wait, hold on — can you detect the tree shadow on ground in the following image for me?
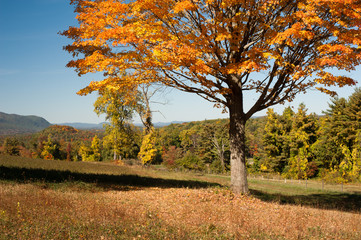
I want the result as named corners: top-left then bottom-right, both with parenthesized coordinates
top-left (0, 166), bottom-right (221, 191)
top-left (2, 166), bottom-right (360, 212)
top-left (250, 189), bottom-right (361, 213)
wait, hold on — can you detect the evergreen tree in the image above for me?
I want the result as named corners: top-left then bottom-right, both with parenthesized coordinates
top-left (277, 107), bottom-right (295, 172)
top-left (345, 88), bottom-right (361, 147)
top-left (286, 104), bottom-right (318, 179)
top-left (262, 108), bottom-right (285, 172)
top-left (313, 88), bottom-right (361, 181)
top-left (313, 96), bottom-right (353, 170)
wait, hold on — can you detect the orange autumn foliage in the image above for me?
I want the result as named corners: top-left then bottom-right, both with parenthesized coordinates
top-left (62, 0), bottom-right (360, 103)
top-left (62, 0), bottom-right (361, 194)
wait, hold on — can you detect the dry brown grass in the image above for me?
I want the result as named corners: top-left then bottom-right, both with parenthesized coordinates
top-left (1, 181), bottom-right (360, 240)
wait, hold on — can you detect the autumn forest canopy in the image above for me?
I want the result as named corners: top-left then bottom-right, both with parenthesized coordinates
top-left (2, 88), bottom-right (361, 184)
top-left (60, 0), bottom-right (361, 193)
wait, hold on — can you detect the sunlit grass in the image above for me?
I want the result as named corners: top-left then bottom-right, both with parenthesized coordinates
top-left (1, 155), bottom-right (361, 239)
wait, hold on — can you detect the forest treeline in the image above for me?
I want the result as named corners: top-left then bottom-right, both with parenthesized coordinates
top-left (2, 89), bottom-right (361, 183)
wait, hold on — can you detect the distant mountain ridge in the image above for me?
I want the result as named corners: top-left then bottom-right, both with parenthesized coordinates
top-left (0, 112), bottom-right (51, 135)
top-left (153, 121), bottom-right (185, 127)
top-left (59, 122), bottom-right (105, 129)
top-left (0, 110), bottom-right (218, 135)
top-left (60, 121), bottom-right (185, 129)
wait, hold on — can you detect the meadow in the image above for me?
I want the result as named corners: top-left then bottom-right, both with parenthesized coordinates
top-left (1, 155), bottom-right (360, 239)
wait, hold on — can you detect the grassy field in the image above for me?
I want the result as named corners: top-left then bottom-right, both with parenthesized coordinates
top-left (1, 155), bottom-right (360, 239)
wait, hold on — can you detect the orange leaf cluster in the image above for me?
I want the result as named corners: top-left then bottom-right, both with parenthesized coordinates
top-left (61, 0), bottom-right (361, 116)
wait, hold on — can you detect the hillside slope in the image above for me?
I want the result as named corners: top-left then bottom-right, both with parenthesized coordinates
top-left (0, 112), bottom-right (51, 135)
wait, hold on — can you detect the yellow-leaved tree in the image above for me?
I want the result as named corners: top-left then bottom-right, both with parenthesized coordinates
top-left (62, 0), bottom-right (361, 194)
top-left (79, 135), bottom-right (102, 162)
top-left (94, 86), bottom-right (138, 161)
top-left (94, 82), bottom-right (159, 161)
top-left (138, 127), bottom-right (157, 165)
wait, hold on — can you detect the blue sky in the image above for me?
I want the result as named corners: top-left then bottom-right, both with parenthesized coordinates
top-left (0, 0), bottom-right (359, 124)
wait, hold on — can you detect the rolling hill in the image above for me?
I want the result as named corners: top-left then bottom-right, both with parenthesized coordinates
top-left (0, 112), bottom-right (51, 135)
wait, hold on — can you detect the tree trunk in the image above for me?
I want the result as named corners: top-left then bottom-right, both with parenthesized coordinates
top-left (113, 148), bottom-right (117, 161)
top-left (229, 97), bottom-right (249, 194)
top-left (219, 139), bottom-right (226, 173)
top-left (212, 135), bottom-right (225, 173)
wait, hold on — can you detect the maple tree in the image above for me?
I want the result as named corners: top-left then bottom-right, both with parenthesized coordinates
top-left (62, 0), bottom-right (361, 194)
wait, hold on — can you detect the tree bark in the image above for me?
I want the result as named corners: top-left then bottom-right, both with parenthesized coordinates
top-left (113, 148), bottom-right (117, 161)
top-left (212, 135), bottom-right (225, 173)
top-left (229, 95), bottom-right (249, 195)
top-left (220, 140), bottom-right (225, 173)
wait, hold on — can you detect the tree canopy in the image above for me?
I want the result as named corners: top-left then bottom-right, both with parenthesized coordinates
top-left (62, 0), bottom-right (361, 194)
